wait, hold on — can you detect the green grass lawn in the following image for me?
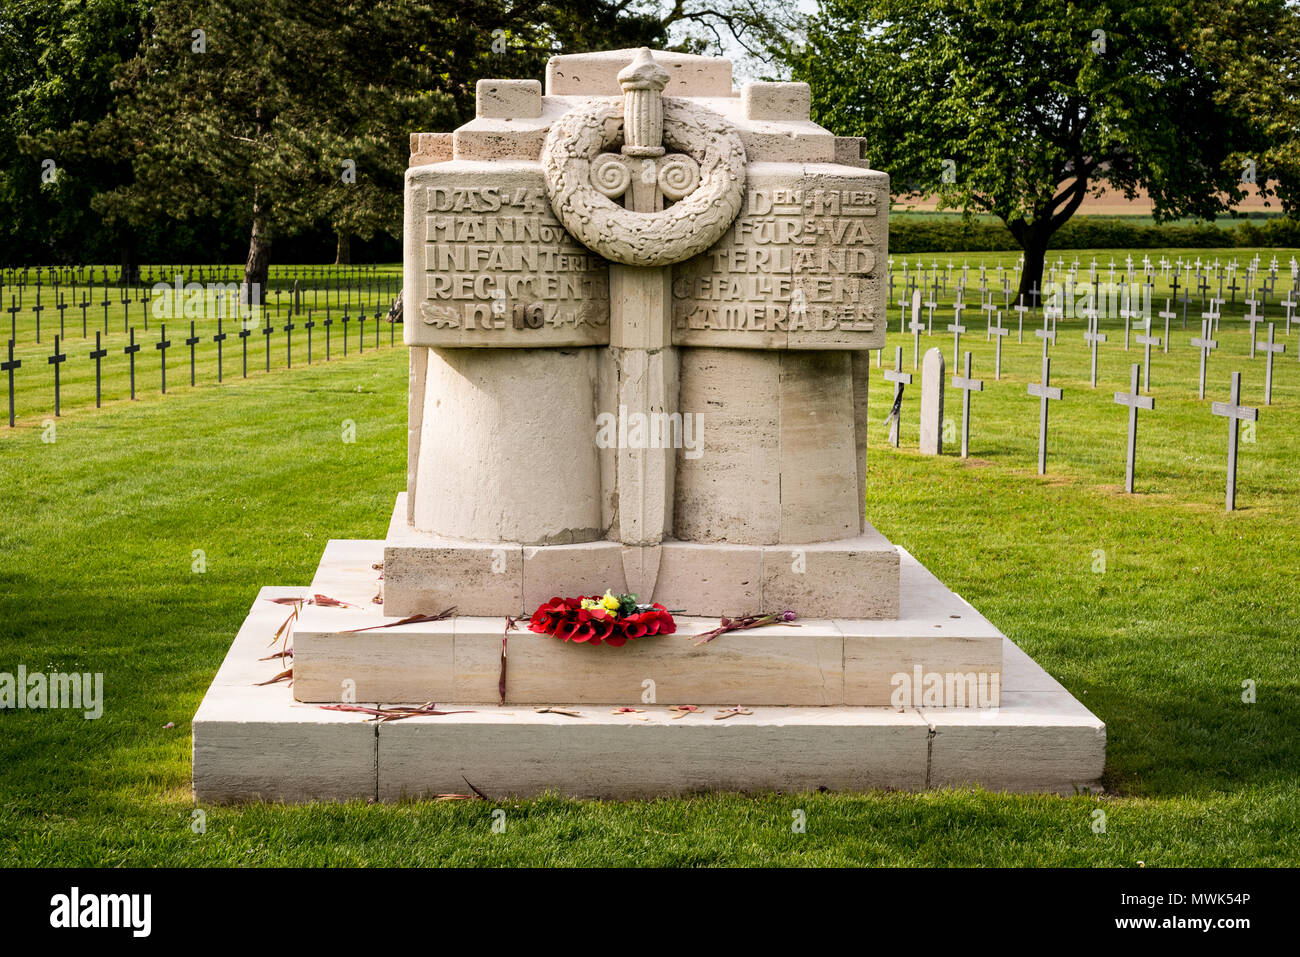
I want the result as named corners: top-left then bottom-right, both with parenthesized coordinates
top-left (1, 252), bottom-right (1297, 866)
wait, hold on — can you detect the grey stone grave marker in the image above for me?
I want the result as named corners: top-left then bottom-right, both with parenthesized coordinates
top-left (1258, 323), bottom-right (1285, 405)
top-left (919, 347), bottom-right (944, 455)
top-left (1027, 354), bottom-right (1063, 475)
top-left (1084, 313), bottom-right (1107, 387)
top-left (947, 311), bottom-right (966, 368)
top-left (1157, 299), bottom-right (1175, 353)
top-left (909, 289), bottom-right (924, 369)
top-left (1192, 318), bottom-right (1218, 400)
top-left (1211, 372), bottom-right (1258, 511)
top-left (992, 311), bottom-right (1009, 380)
top-left (952, 350), bottom-right (983, 459)
top-left (882, 345), bottom-right (912, 448)
top-left (1135, 321), bottom-right (1160, 390)
top-left (1245, 299), bottom-right (1265, 356)
top-left (1114, 363), bottom-right (1154, 494)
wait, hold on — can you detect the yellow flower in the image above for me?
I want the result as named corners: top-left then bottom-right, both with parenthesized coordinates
top-left (601, 591), bottom-right (621, 613)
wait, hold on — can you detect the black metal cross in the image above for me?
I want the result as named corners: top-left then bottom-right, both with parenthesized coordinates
top-left (2, 340), bottom-right (19, 427)
top-left (56, 293), bottom-right (67, 339)
top-left (79, 293), bottom-right (89, 337)
top-left (124, 328), bottom-right (141, 399)
top-left (323, 313), bottom-right (333, 361)
top-left (304, 312), bottom-right (314, 365)
top-left (283, 317), bottom-right (294, 368)
top-left (341, 311), bottom-right (350, 356)
top-left (262, 317), bottom-right (273, 371)
top-left (186, 321), bottom-right (200, 386)
top-left (157, 324), bottom-right (171, 393)
top-left (48, 335), bottom-right (67, 415)
top-left (238, 321), bottom-right (251, 378)
top-left (91, 332), bottom-right (108, 408)
top-left (7, 297), bottom-right (18, 342)
top-left (214, 317), bottom-right (227, 383)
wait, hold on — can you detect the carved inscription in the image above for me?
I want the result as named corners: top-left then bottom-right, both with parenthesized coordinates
top-left (671, 179), bottom-right (886, 349)
top-left (416, 182), bottom-right (610, 346)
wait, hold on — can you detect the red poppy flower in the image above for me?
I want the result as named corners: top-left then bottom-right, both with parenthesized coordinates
top-left (527, 595), bottom-right (676, 646)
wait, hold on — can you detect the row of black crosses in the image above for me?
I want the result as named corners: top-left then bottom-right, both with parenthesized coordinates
top-left (883, 289), bottom-right (1276, 512)
top-left (3, 304), bottom-right (397, 428)
top-left (0, 265), bottom-right (395, 345)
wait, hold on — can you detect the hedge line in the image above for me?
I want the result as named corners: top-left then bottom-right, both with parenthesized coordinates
top-left (888, 217), bottom-right (1300, 254)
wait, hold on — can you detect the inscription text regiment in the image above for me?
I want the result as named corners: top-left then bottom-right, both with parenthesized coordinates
top-left (416, 183), bottom-right (611, 346)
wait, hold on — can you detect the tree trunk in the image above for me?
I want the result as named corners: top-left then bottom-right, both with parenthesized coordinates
top-left (118, 232), bottom-right (140, 286)
top-left (334, 231), bottom-right (351, 265)
top-left (1015, 224), bottom-right (1052, 307)
top-left (243, 198), bottom-right (270, 308)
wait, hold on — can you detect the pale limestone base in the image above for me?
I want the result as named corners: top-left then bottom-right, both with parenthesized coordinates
top-left (294, 539), bottom-right (1000, 707)
top-left (382, 494), bottom-right (900, 619)
top-left (193, 584), bottom-right (1106, 802)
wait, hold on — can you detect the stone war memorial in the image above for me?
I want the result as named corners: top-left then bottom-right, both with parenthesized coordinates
top-left (193, 48), bottom-right (1104, 802)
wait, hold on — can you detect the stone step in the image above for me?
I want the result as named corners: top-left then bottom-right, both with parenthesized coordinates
top-left (381, 495), bottom-right (902, 621)
top-left (192, 587), bottom-right (1105, 802)
top-left (291, 540), bottom-right (1002, 707)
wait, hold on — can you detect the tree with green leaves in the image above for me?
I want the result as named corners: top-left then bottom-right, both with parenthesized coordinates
top-left (779, 0), bottom-right (1283, 299)
top-left (54, 0), bottom-right (777, 291)
top-left (0, 0), bottom-right (148, 265)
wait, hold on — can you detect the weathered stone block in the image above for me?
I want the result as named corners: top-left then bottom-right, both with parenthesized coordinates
top-left (761, 531), bottom-right (900, 619)
top-left (742, 82), bottom-right (812, 121)
top-left (475, 79), bottom-right (543, 119)
top-left (383, 542), bottom-right (524, 617)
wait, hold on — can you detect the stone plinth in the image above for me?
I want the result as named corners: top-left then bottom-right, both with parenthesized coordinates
top-left (193, 577), bottom-right (1104, 803)
top-left (299, 539), bottom-right (989, 706)
top-left (382, 496), bottom-right (900, 619)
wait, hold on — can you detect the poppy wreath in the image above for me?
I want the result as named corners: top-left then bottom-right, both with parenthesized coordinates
top-left (528, 592), bottom-right (677, 647)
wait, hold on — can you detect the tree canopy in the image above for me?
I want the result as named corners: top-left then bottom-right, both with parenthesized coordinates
top-left (12, 0), bottom-right (776, 276)
top-left (778, 0), bottom-right (1292, 297)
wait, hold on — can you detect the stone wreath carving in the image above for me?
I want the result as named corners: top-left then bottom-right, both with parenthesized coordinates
top-left (540, 50), bottom-right (747, 268)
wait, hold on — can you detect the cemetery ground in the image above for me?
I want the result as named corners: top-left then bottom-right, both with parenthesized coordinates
top-left (1, 249), bottom-right (1297, 866)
